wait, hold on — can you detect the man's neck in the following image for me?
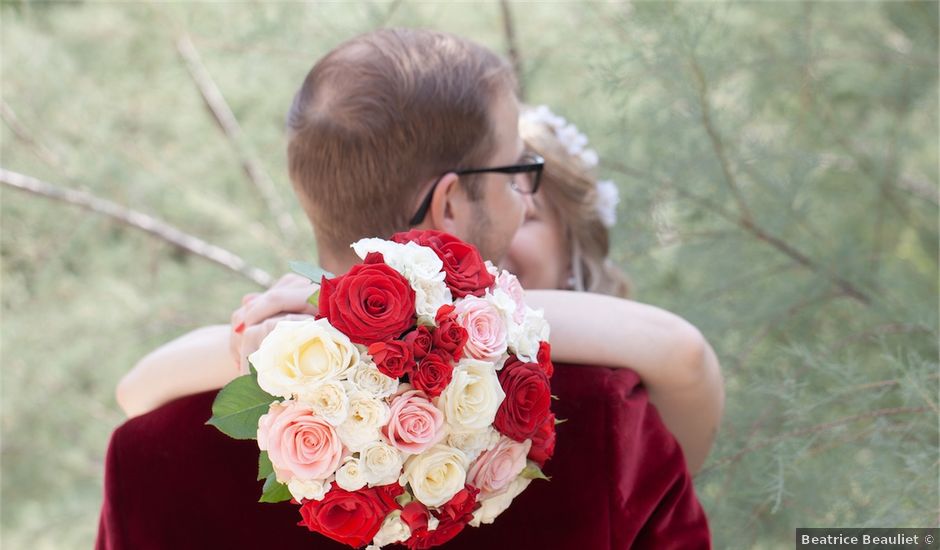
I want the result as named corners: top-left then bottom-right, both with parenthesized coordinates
top-left (317, 248), bottom-right (358, 276)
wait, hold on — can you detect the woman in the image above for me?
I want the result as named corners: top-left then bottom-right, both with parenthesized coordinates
top-left (116, 106), bottom-right (723, 474)
top-left (506, 105), bottom-right (723, 473)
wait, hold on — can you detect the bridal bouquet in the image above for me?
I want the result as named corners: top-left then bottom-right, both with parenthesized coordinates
top-left (209, 230), bottom-right (557, 549)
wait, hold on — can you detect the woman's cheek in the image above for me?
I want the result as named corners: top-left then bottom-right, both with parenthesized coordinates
top-left (507, 221), bottom-right (555, 289)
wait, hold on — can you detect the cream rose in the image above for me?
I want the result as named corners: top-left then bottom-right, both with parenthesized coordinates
top-left (468, 476), bottom-right (532, 527)
top-left (257, 400), bottom-right (343, 483)
top-left (368, 510), bottom-right (411, 549)
top-left (401, 444), bottom-right (469, 507)
top-left (454, 296), bottom-right (508, 362)
top-left (336, 392), bottom-right (390, 450)
top-left (438, 359), bottom-right (505, 432)
top-left (335, 456), bottom-right (368, 491)
top-left (249, 318), bottom-right (359, 399)
top-left (446, 426), bottom-right (500, 463)
top-left (347, 361), bottom-right (398, 399)
top-left (287, 477), bottom-right (333, 502)
top-left (297, 380), bottom-right (348, 426)
top-left (359, 440), bottom-right (405, 486)
top-left (467, 436), bottom-right (531, 498)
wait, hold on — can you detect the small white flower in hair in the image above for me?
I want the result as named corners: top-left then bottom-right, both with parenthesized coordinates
top-left (595, 180), bottom-right (620, 228)
top-left (521, 105), bottom-right (619, 227)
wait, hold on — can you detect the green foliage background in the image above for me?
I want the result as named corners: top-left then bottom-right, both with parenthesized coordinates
top-left (1, 2), bottom-right (937, 548)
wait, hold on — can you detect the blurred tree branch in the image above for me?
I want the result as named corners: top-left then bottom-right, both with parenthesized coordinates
top-left (1, 101), bottom-right (62, 167)
top-left (0, 168), bottom-right (273, 288)
top-left (175, 33), bottom-right (298, 242)
top-left (499, 0), bottom-right (525, 100)
top-left (607, 159), bottom-right (874, 304)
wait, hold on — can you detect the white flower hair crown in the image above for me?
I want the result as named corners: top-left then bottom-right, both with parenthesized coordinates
top-left (520, 105), bottom-right (620, 228)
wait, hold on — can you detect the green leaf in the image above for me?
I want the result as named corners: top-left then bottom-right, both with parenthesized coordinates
top-left (395, 491), bottom-right (413, 507)
top-left (307, 289), bottom-right (320, 307)
top-left (289, 260), bottom-right (333, 283)
top-left (258, 451), bottom-right (274, 481)
top-left (206, 371), bottom-right (277, 440)
top-left (550, 394), bottom-right (560, 401)
top-left (259, 473), bottom-right (292, 503)
top-left (554, 417), bottom-right (568, 425)
top-left (521, 461), bottom-right (551, 481)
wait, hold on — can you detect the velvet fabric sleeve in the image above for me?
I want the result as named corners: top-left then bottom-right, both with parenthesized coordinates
top-left (96, 363), bottom-right (710, 549)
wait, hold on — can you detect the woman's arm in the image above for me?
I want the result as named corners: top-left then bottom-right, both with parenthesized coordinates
top-left (525, 290), bottom-right (724, 474)
top-left (116, 325), bottom-right (236, 418)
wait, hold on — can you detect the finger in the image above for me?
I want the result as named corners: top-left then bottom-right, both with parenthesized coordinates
top-left (242, 286), bottom-right (320, 327)
top-left (273, 272), bottom-right (315, 289)
top-left (241, 293), bottom-right (260, 306)
top-left (230, 329), bottom-right (242, 365)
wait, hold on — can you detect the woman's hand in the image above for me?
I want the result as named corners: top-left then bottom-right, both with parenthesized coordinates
top-left (229, 273), bottom-right (319, 373)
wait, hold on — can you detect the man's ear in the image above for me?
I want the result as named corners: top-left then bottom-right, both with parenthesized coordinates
top-left (423, 172), bottom-right (465, 235)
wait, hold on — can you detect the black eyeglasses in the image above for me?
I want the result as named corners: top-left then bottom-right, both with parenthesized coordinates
top-left (408, 153), bottom-right (545, 226)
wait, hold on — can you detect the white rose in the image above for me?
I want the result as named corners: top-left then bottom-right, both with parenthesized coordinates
top-left (360, 440), bottom-right (404, 486)
top-left (507, 307), bottom-right (550, 363)
top-left (484, 260), bottom-right (499, 278)
top-left (337, 392), bottom-right (390, 450)
top-left (401, 444), bottom-right (469, 507)
top-left (347, 361), bottom-right (398, 399)
top-left (446, 426), bottom-right (500, 463)
top-left (413, 277), bottom-right (452, 326)
top-left (399, 241), bottom-right (446, 282)
top-left (351, 238), bottom-right (410, 271)
top-left (469, 476), bottom-right (532, 527)
top-left (288, 477), bottom-right (333, 502)
top-left (249, 318), bottom-right (359, 399)
top-left (297, 380), bottom-right (348, 426)
top-left (351, 239), bottom-right (445, 284)
top-left (438, 359), bottom-right (505, 432)
top-left (335, 456), bottom-right (368, 491)
top-left (369, 510), bottom-right (411, 549)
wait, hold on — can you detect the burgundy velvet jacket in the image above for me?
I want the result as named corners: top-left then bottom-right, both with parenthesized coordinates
top-left (96, 364), bottom-right (710, 549)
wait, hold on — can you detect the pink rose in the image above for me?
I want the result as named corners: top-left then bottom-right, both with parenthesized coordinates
top-left (467, 436), bottom-right (531, 498)
top-left (383, 389), bottom-right (445, 454)
top-left (453, 296), bottom-right (508, 363)
top-left (257, 401), bottom-right (344, 482)
top-left (495, 271), bottom-right (526, 324)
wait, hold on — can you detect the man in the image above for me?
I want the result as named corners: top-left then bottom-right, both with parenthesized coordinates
top-left (98, 28), bottom-right (710, 549)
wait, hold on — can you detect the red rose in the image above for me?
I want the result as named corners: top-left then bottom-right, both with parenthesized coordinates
top-left (405, 518), bottom-right (468, 549)
top-left (528, 412), bottom-right (557, 467)
top-left (412, 350), bottom-right (454, 398)
top-left (436, 484), bottom-right (479, 523)
top-left (392, 230), bottom-right (495, 298)
top-left (317, 256), bottom-right (416, 345)
top-left (494, 357), bottom-right (552, 441)
top-left (371, 482), bottom-right (405, 511)
top-left (536, 341), bottom-right (554, 377)
top-left (298, 487), bottom-right (393, 547)
top-left (432, 316), bottom-right (468, 361)
top-left (435, 304), bottom-right (455, 322)
top-left (403, 326), bottom-right (433, 361)
top-left (400, 500), bottom-right (430, 532)
top-left (402, 487), bottom-right (478, 549)
top-left (368, 340), bottom-right (415, 379)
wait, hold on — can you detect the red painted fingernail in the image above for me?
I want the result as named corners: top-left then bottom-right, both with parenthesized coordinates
top-left (234, 322), bottom-right (245, 334)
